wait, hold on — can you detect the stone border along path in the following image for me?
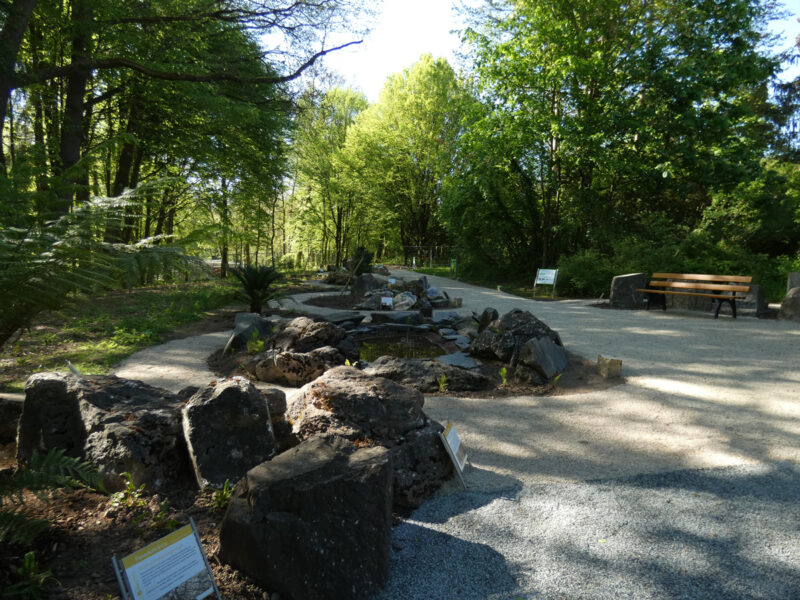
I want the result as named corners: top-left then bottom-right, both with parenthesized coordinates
top-left (109, 268), bottom-right (800, 599)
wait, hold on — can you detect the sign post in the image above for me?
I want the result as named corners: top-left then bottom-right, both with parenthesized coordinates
top-left (534, 268), bottom-right (558, 298)
top-left (439, 420), bottom-right (469, 488)
top-left (112, 519), bottom-right (221, 600)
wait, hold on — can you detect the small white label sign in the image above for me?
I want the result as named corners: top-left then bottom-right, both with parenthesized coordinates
top-left (439, 421), bottom-right (468, 488)
top-left (535, 269), bottom-right (558, 285)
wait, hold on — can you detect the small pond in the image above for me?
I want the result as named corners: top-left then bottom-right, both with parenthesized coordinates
top-left (357, 334), bottom-right (451, 362)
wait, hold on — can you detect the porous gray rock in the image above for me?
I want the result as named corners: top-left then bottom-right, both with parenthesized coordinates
top-left (369, 311), bottom-right (424, 325)
top-left (393, 291), bottom-right (418, 311)
top-left (779, 287), bottom-right (800, 321)
top-left (473, 308), bottom-right (499, 333)
top-left (224, 313), bottom-right (273, 353)
top-left (219, 436), bottom-right (393, 600)
top-left (788, 273), bottom-right (800, 294)
top-left (352, 273), bottom-right (382, 297)
top-left (254, 346), bottom-right (344, 386)
top-left (355, 293), bottom-right (384, 311)
top-left (469, 309), bottom-right (562, 365)
top-left (362, 356), bottom-right (490, 393)
top-left (609, 273), bottom-right (648, 309)
top-left (269, 317), bottom-right (346, 353)
top-left (0, 396), bottom-right (23, 443)
top-left (287, 367), bottom-right (453, 507)
top-left (287, 367), bottom-right (424, 440)
top-left (182, 378), bottom-right (277, 489)
top-left (517, 336), bottom-right (567, 380)
top-left (469, 329), bottom-right (517, 363)
top-left (390, 420), bottom-right (452, 507)
top-left (17, 373), bottom-right (189, 491)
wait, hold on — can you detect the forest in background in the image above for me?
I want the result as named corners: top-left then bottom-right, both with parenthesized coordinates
top-left (2, 0), bottom-right (800, 349)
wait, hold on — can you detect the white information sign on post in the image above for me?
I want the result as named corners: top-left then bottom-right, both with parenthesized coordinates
top-left (112, 520), bottom-right (221, 600)
top-left (534, 268), bottom-right (558, 298)
top-left (439, 420), bottom-right (468, 488)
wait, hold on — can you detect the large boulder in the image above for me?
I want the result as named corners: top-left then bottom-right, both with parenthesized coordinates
top-left (253, 346), bottom-right (345, 386)
top-left (469, 309), bottom-right (561, 364)
top-left (609, 273), bottom-right (648, 309)
top-left (286, 367), bottom-right (452, 507)
top-left (362, 356), bottom-right (490, 393)
top-left (17, 373), bottom-right (189, 491)
top-left (779, 287), bottom-right (800, 321)
top-left (224, 313), bottom-right (273, 353)
top-left (372, 264), bottom-right (391, 276)
top-left (182, 378), bottom-right (277, 489)
top-left (352, 273), bottom-right (382, 297)
top-left (219, 436), bottom-right (392, 600)
top-left (788, 273), bottom-right (800, 294)
top-left (0, 397), bottom-right (23, 443)
top-left (269, 317), bottom-right (346, 353)
top-left (393, 291), bottom-right (417, 311)
top-left (287, 367), bottom-right (424, 440)
top-left (515, 336), bottom-right (568, 384)
top-left (473, 308), bottom-right (499, 333)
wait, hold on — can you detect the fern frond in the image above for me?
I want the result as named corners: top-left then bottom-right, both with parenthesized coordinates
top-left (0, 508), bottom-right (49, 545)
top-left (9, 449), bottom-right (104, 501)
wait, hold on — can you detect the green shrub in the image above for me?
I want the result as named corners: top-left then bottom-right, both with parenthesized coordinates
top-left (231, 265), bottom-right (282, 313)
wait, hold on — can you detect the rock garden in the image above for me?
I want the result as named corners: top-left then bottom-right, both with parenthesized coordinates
top-left (1, 266), bottom-right (582, 600)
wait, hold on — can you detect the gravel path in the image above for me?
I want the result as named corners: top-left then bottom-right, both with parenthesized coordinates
top-left (110, 271), bottom-right (800, 598)
top-left (375, 463), bottom-right (800, 600)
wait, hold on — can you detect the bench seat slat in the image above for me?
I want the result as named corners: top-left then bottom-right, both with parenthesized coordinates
top-left (647, 281), bottom-right (751, 293)
top-left (651, 273), bottom-right (752, 283)
top-left (636, 289), bottom-right (749, 300)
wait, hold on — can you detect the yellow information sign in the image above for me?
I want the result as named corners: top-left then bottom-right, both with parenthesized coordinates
top-left (112, 520), bottom-right (220, 600)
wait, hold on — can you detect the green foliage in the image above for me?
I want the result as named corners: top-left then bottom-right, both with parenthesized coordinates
top-left (246, 330), bottom-right (265, 354)
top-left (109, 472), bottom-right (147, 509)
top-left (499, 366), bottom-right (508, 387)
top-left (437, 373), bottom-right (448, 393)
top-left (349, 246), bottom-right (374, 276)
top-left (0, 191), bottom-right (202, 351)
top-left (3, 551), bottom-right (59, 599)
top-left (211, 479), bottom-right (234, 512)
top-left (231, 265), bottom-right (282, 314)
top-left (0, 449), bottom-right (102, 546)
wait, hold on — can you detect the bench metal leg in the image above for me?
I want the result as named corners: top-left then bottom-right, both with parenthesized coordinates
top-left (713, 298), bottom-right (736, 319)
top-left (646, 292), bottom-right (666, 311)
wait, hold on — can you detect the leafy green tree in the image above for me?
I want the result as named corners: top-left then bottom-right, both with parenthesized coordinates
top-left (342, 54), bottom-right (473, 263)
top-left (455, 0), bottom-right (783, 275)
top-left (293, 87), bottom-right (369, 267)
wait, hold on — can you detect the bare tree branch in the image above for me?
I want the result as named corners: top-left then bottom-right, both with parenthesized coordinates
top-left (13, 40), bottom-right (361, 89)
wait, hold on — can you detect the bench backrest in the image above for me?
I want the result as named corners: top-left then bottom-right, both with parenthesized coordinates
top-left (649, 273), bottom-right (751, 294)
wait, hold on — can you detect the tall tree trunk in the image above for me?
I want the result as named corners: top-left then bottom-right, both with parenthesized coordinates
top-left (55, 0), bottom-right (93, 213)
top-left (219, 178), bottom-right (229, 278)
top-left (0, 0), bottom-right (37, 172)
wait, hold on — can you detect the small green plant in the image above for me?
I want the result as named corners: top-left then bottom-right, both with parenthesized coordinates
top-left (1, 449), bottom-right (103, 546)
top-left (246, 330), bottom-right (265, 354)
top-left (437, 373), bottom-right (448, 392)
top-left (499, 366), bottom-right (508, 387)
top-left (211, 479), bottom-right (234, 512)
top-left (109, 472), bottom-right (147, 509)
top-left (344, 358), bottom-right (352, 366)
top-left (150, 499), bottom-right (180, 530)
top-left (3, 551), bottom-right (59, 599)
top-left (231, 265), bottom-right (282, 313)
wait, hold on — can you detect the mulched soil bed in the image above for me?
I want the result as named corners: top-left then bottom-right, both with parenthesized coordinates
top-left (0, 483), bottom-right (271, 600)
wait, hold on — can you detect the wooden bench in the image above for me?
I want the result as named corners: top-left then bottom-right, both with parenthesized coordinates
top-left (636, 273), bottom-right (752, 319)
